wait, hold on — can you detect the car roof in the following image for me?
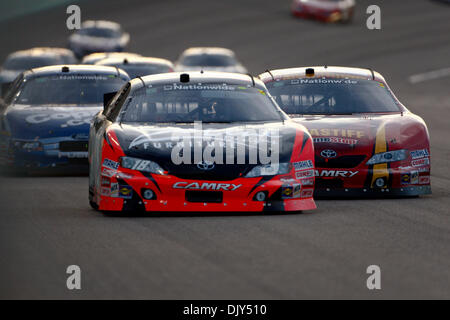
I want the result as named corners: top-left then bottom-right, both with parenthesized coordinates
top-left (129, 71), bottom-right (265, 90)
top-left (81, 52), bottom-right (141, 64)
top-left (95, 56), bottom-right (173, 68)
top-left (258, 66), bottom-right (386, 83)
top-left (6, 48), bottom-right (65, 60)
top-left (22, 64), bottom-right (130, 80)
top-left (29, 47), bottom-right (75, 57)
top-left (180, 47), bottom-right (236, 57)
top-left (81, 20), bottom-right (122, 30)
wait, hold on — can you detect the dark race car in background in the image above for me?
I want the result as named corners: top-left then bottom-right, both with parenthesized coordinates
top-left (0, 47), bottom-right (77, 96)
top-left (88, 72), bottom-right (316, 213)
top-left (68, 20), bottom-right (130, 59)
top-left (95, 56), bottom-right (174, 79)
top-left (259, 66), bottom-right (431, 197)
top-left (291, 0), bottom-right (355, 23)
top-left (0, 65), bottom-right (129, 172)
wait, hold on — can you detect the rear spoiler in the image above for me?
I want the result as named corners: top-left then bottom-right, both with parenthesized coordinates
top-left (103, 91), bottom-right (117, 110)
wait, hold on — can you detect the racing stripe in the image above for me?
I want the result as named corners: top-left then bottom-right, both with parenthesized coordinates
top-left (141, 172), bottom-right (162, 192)
top-left (370, 124), bottom-right (389, 188)
top-left (247, 175), bottom-right (274, 196)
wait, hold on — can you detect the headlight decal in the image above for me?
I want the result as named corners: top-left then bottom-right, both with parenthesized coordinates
top-left (244, 163), bottom-right (291, 178)
top-left (119, 156), bottom-right (165, 175)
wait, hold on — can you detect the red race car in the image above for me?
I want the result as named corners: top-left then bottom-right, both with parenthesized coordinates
top-left (259, 66), bottom-right (431, 197)
top-left (88, 72), bottom-right (316, 213)
top-left (291, 0), bottom-right (355, 23)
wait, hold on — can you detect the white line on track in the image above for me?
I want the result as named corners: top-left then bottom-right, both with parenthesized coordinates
top-left (408, 67), bottom-right (450, 84)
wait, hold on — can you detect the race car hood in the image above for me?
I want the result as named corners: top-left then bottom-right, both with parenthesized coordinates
top-left (4, 104), bottom-right (101, 140)
top-left (174, 65), bottom-right (247, 74)
top-left (110, 122), bottom-right (300, 180)
top-left (291, 113), bottom-right (426, 166)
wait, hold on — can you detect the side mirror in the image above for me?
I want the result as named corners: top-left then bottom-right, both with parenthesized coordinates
top-left (103, 91), bottom-right (117, 110)
top-left (1, 82), bottom-right (12, 99)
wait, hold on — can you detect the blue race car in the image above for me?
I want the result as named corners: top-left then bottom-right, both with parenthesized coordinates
top-left (0, 65), bottom-right (129, 173)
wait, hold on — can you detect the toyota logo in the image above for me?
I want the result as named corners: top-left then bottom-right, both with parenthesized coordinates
top-left (197, 161), bottom-right (215, 170)
top-left (320, 149), bottom-right (337, 159)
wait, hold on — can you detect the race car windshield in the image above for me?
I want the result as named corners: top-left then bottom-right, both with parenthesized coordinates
top-left (3, 56), bottom-right (62, 70)
top-left (266, 78), bottom-right (401, 114)
top-left (119, 64), bottom-right (172, 79)
top-left (120, 83), bottom-right (284, 123)
top-left (180, 54), bottom-right (237, 67)
top-left (15, 74), bottom-right (126, 105)
top-left (79, 27), bottom-right (120, 38)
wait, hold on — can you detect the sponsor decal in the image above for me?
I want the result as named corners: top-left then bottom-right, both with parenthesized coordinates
top-left (412, 158), bottom-right (430, 167)
top-left (58, 151), bottom-right (88, 158)
top-left (280, 178), bottom-right (296, 183)
top-left (110, 183), bottom-right (119, 198)
top-left (309, 128), bottom-right (365, 139)
top-left (25, 110), bottom-right (98, 128)
top-left (399, 166), bottom-right (430, 173)
top-left (315, 170), bottom-right (358, 178)
top-left (293, 160), bottom-right (314, 171)
top-left (419, 176), bottom-right (430, 184)
top-left (101, 177), bottom-right (111, 187)
top-left (197, 161), bottom-right (215, 171)
top-left (301, 189), bottom-right (314, 198)
top-left (401, 171), bottom-right (419, 185)
top-left (281, 186), bottom-right (293, 199)
top-left (102, 158), bottom-right (119, 170)
top-left (295, 169), bottom-right (314, 179)
top-left (128, 123), bottom-right (281, 167)
top-left (164, 83), bottom-right (236, 91)
top-left (410, 149), bottom-right (429, 159)
top-left (173, 182), bottom-right (241, 191)
top-left (101, 167), bottom-right (116, 177)
top-left (313, 137), bottom-right (358, 145)
top-left (116, 172), bottom-right (133, 179)
top-left (281, 183), bottom-right (301, 199)
top-left (300, 178), bottom-right (314, 186)
top-left (411, 171), bottom-right (419, 185)
top-left (100, 187), bottom-right (110, 196)
top-left (401, 173), bottom-right (411, 185)
top-left (118, 185), bottom-right (133, 199)
top-left (320, 149), bottom-right (337, 159)
top-left (293, 79), bottom-right (358, 85)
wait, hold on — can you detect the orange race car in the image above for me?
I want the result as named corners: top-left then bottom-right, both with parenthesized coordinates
top-left (88, 72), bottom-right (316, 213)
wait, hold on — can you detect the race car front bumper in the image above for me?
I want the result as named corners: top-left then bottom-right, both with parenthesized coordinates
top-left (1, 137), bottom-right (89, 173)
top-left (315, 185), bottom-right (432, 198)
top-left (94, 170), bottom-right (316, 213)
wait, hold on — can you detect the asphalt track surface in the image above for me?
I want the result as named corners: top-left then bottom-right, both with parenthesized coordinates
top-left (0, 0), bottom-right (450, 299)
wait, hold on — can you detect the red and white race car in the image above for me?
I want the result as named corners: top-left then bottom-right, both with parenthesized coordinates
top-left (291, 0), bottom-right (355, 23)
top-left (259, 66), bottom-right (431, 197)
